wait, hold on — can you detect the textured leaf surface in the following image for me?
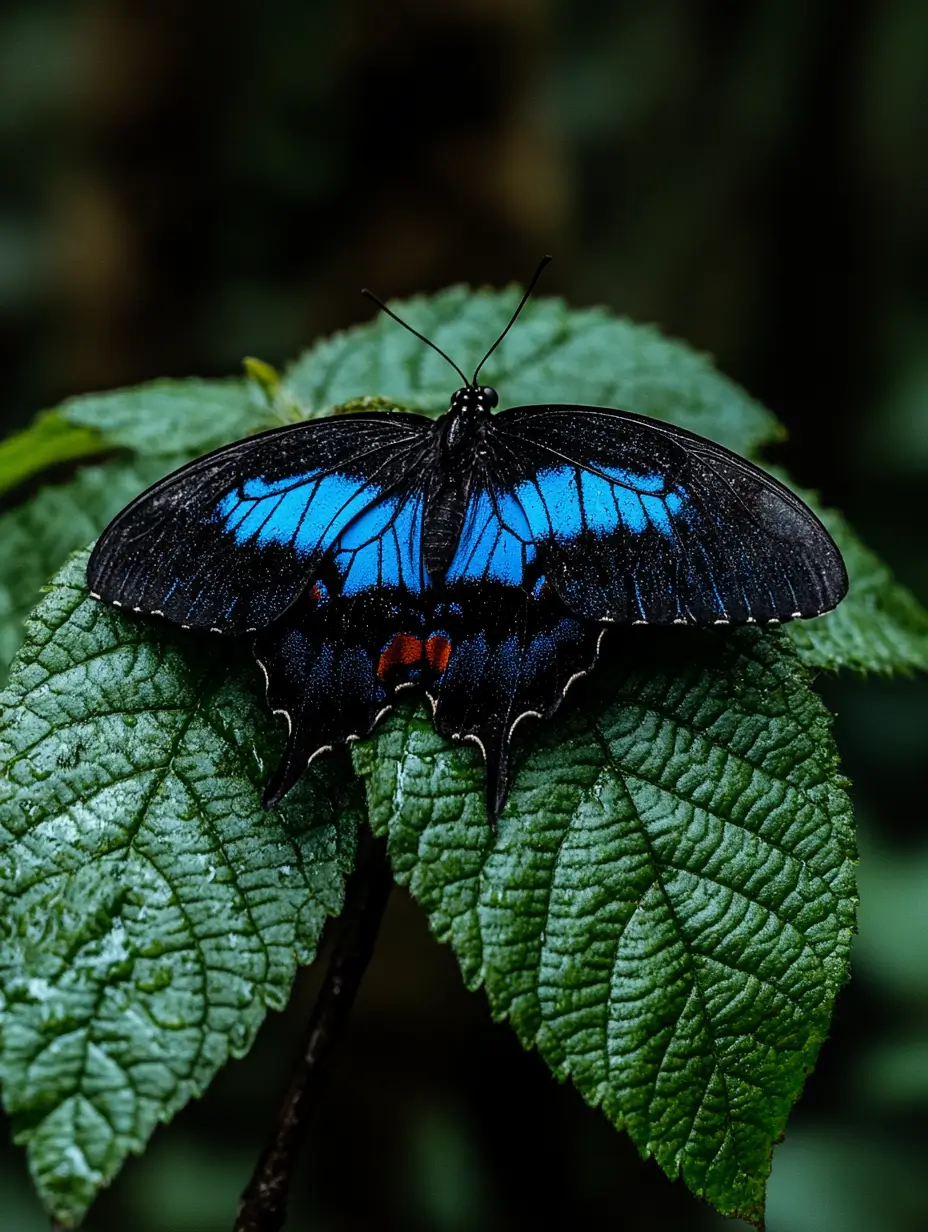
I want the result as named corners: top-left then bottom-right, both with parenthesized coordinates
top-left (58, 378), bottom-right (273, 458)
top-left (787, 506), bottom-right (928, 673)
top-left (354, 629), bottom-right (856, 1225)
top-left (0, 554), bottom-right (361, 1224)
top-left (287, 286), bottom-right (782, 456)
top-left (0, 459), bottom-right (179, 686)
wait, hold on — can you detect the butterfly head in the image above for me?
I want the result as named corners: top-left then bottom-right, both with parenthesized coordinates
top-left (441, 385), bottom-right (497, 460)
top-left (449, 385), bottom-right (498, 414)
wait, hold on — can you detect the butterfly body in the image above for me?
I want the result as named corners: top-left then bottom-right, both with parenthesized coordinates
top-left (423, 385), bottom-right (497, 577)
top-left (89, 340), bottom-right (848, 823)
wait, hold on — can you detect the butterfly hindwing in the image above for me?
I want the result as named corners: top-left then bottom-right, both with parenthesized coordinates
top-left (87, 412), bottom-right (432, 633)
top-left (254, 584), bottom-right (422, 806)
top-left (486, 405), bottom-right (848, 626)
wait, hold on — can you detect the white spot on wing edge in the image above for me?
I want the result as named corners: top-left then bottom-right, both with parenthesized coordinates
top-left (255, 654), bottom-right (292, 737)
top-left (307, 744), bottom-right (333, 764)
top-left (508, 708), bottom-right (542, 741)
top-left (342, 705), bottom-right (396, 745)
top-left (558, 625), bottom-right (610, 707)
top-left (563, 668), bottom-right (590, 694)
top-left (90, 590), bottom-right (102, 600)
top-left (461, 731), bottom-right (487, 761)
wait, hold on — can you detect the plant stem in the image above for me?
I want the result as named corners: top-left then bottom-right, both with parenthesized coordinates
top-left (234, 827), bottom-right (392, 1232)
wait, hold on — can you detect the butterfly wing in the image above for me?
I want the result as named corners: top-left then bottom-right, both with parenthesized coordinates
top-left (255, 476), bottom-right (432, 806)
top-left (427, 574), bottom-right (602, 822)
top-left (87, 412), bottom-right (433, 633)
top-left (485, 405), bottom-right (848, 625)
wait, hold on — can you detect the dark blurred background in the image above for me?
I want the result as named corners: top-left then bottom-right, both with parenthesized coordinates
top-left (1, 1), bottom-right (927, 1229)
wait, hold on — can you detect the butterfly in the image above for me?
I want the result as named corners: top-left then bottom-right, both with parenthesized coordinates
top-left (88, 258), bottom-right (848, 822)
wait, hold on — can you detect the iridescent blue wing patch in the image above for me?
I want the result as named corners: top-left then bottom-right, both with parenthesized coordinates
top-left (443, 480), bottom-right (537, 588)
top-left (331, 485), bottom-right (428, 598)
top-left (486, 405), bottom-right (848, 626)
top-left (87, 413), bottom-right (432, 633)
top-left (431, 400), bottom-right (848, 821)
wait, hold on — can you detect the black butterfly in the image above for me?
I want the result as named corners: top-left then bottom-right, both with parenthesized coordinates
top-left (88, 259), bottom-right (848, 822)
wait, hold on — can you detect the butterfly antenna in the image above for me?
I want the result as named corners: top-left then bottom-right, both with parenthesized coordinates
top-left (471, 254), bottom-right (552, 385)
top-left (361, 288), bottom-right (471, 387)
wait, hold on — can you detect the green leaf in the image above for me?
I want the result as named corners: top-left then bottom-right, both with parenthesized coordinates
top-left (0, 413), bottom-right (107, 500)
top-left (787, 506), bottom-right (928, 673)
top-left (287, 286), bottom-right (782, 457)
top-left (0, 553), bottom-right (362, 1225)
top-left (354, 629), bottom-right (856, 1225)
top-left (58, 378), bottom-right (274, 458)
top-left (0, 459), bottom-right (180, 686)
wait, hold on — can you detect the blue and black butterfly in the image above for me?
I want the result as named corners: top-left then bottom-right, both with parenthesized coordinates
top-left (88, 259), bottom-right (848, 822)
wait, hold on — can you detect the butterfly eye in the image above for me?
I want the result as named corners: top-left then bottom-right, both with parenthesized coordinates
top-left (481, 386), bottom-right (499, 407)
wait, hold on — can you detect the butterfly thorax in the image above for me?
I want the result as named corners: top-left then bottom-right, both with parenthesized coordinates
top-left (423, 385), bottom-right (498, 579)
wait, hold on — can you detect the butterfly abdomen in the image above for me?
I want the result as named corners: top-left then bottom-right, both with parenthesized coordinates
top-left (423, 472), bottom-right (475, 579)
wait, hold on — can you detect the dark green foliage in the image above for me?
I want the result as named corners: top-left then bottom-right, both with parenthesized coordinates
top-left (355, 631), bottom-right (855, 1224)
top-left (0, 556), bottom-right (360, 1224)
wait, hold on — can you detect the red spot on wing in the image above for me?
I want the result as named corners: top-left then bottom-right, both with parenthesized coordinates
top-left (425, 634), bottom-right (452, 675)
top-left (377, 632), bottom-right (424, 680)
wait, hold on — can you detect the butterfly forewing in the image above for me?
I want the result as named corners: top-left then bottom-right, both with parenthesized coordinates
top-left (489, 405), bottom-right (848, 626)
top-left (87, 412), bottom-right (432, 633)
